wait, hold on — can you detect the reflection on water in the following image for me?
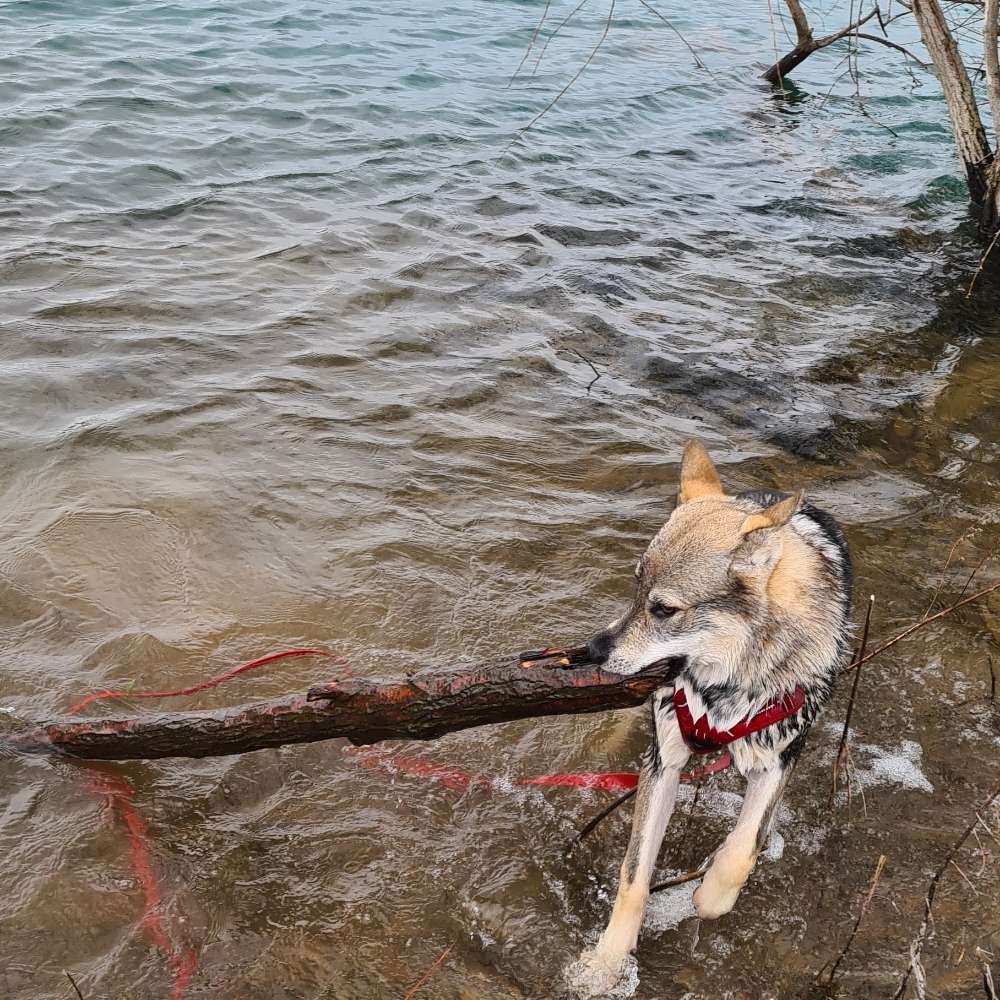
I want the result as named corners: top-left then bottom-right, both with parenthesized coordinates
top-left (0, 0), bottom-right (998, 997)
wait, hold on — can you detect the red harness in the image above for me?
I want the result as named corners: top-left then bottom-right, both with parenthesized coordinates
top-left (673, 685), bottom-right (805, 754)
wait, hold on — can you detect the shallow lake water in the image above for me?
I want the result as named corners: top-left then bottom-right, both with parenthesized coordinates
top-left (1, 1), bottom-right (999, 997)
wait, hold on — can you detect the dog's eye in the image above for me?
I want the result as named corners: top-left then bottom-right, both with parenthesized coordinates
top-left (648, 601), bottom-right (680, 621)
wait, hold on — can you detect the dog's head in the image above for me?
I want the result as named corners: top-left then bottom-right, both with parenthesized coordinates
top-left (589, 440), bottom-right (802, 675)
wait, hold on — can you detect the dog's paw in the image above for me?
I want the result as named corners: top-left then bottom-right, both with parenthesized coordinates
top-left (563, 948), bottom-right (638, 998)
top-left (692, 875), bottom-right (741, 920)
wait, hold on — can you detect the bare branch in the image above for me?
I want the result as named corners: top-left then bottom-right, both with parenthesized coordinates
top-left (4, 649), bottom-right (686, 760)
top-left (814, 5), bottom-right (881, 47)
top-left (855, 31), bottom-right (932, 67)
top-left (762, 6), bottom-right (880, 85)
top-left (785, 0), bottom-right (815, 46)
top-left (403, 945), bottom-right (453, 1000)
top-left (569, 787), bottom-right (636, 850)
top-left (831, 594), bottom-right (875, 805)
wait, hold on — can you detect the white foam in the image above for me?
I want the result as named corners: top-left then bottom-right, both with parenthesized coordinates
top-left (853, 738), bottom-right (934, 794)
top-left (765, 830), bottom-right (785, 861)
top-left (819, 725), bottom-right (935, 795)
top-left (644, 881), bottom-right (698, 932)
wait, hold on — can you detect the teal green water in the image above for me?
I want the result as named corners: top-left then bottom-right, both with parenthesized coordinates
top-left (2, 2), bottom-right (1000, 998)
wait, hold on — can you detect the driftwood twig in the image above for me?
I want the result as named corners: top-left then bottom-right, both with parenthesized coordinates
top-left (650, 865), bottom-right (708, 893)
top-left (831, 594), bottom-right (875, 806)
top-left (403, 944), bottom-right (453, 1000)
top-left (844, 582), bottom-right (1000, 674)
top-left (63, 971), bottom-right (85, 1000)
top-left (816, 853), bottom-right (887, 984)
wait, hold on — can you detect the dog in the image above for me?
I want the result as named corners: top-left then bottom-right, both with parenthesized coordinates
top-left (564, 440), bottom-right (852, 997)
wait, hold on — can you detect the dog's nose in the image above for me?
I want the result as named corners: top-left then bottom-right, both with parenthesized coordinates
top-left (587, 628), bottom-right (614, 665)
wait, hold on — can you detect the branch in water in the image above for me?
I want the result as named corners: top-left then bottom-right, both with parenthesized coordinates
top-left (3, 650), bottom-right (683, 762)
top-left (762, 4), bottom-right (880, 85)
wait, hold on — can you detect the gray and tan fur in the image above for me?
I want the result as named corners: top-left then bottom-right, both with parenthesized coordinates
top-left (565, 440), bottom-right (852, 997)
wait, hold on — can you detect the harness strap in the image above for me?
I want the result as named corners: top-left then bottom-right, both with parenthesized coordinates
top-left (673, 685), bottom-right (805, 754)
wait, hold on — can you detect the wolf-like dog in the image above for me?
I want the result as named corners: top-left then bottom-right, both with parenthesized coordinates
top-left (565, 440), bottom-right (852, 997)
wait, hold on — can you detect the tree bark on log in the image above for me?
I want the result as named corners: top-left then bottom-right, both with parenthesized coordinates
top-left (1, 649), bottom-right (683, 762)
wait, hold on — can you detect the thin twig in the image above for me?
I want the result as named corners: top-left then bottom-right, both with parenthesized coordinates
top-left (816, 853), bottom-right (887, 984)
top-left (977, 812), bottom-right (1000, 848)
top-left (832, 594), bottom-right (875, 806)
top-left (766, 0), bottom-right (786, 88)
top-left (984, 957), bottom-right (999, 1000)
top-left (843, 582), bottom-right (1000, 674)
top-left (949, 857), bottom-right (979, 894)
top-left (815, 7), bottom-right (881, 47)
top-left (677, 780), bottom-right (703, 857)
top-left (64, 972), bottom-right (85, 1000)
top-left (989, 656), bottom-right (997, 703)
top-left (403, 944), bottom-right (453, 1000)
top-left (635, 0), bottom-right (710, 71)
top-left (955, 548), bottom-right (996, 601)
top-left (854, 31), bottom-right (931, 67)
top-left (570, 349), bottom-right (603, 392)
top-left (650, 865), bottom-right (708, 892)
top-left (923, 527), bottom-right (975, 618)
top-left (893, 778), bottom-right (1000, 999)
top-left (967, 225), bottom-right (1000, 297)
top-left (532, 0), bottom-right (593, 75)
top-left (505, 0), bottom-right (616, 155)
top-left (508, 0), bottom-right (554, 86)
top-left (568, 787), bottom-right (636, 851)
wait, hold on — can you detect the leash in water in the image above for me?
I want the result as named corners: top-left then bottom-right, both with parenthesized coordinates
top-left (85, 769), bottom-right (198, 1000)
top-left (67, 647), bottom-right (338, 714)
top-left (68, 647), bottom-right (338, 1000)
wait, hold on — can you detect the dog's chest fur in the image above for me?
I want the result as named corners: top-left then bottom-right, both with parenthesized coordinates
top-left (669, 494), bottom-right (853, 768)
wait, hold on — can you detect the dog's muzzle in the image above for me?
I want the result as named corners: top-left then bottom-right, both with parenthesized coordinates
top-left (586, 627), bottom-right (616, 666)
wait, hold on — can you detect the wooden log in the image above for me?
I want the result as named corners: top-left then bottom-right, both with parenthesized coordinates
top-left (1, 649), bottom-right (682, 762)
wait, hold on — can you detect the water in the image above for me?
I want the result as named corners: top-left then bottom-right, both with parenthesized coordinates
top-left (1, 0), bottom-right (999, 997)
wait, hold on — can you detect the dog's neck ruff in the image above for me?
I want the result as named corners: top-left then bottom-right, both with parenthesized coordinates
top-left (673, 685), bottom-right (805, 754)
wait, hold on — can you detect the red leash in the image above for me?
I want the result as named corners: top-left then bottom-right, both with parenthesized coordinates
top-left (86, 770), bottom-right (198, 1000)
top-left (69, 647), bottom-right (338, 999)
top-left (348, 746), bottom-right (734, 793)
top-left (68, 647), bottom-right (337, 714)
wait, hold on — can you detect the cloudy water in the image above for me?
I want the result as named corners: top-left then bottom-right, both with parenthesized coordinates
top-left (1, 0), bottom-right (999, 997)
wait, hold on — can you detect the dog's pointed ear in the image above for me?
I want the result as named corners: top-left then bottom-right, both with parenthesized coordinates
top-left (739, 492), bottom-right (802, 536)
top-left (678, 440), bottom-right (723, 504)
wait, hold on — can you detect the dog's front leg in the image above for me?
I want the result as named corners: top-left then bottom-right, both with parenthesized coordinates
top-left (566, 697), bottom-right (689, 995)
top-left (693, 758), bottom-right (793, 920)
